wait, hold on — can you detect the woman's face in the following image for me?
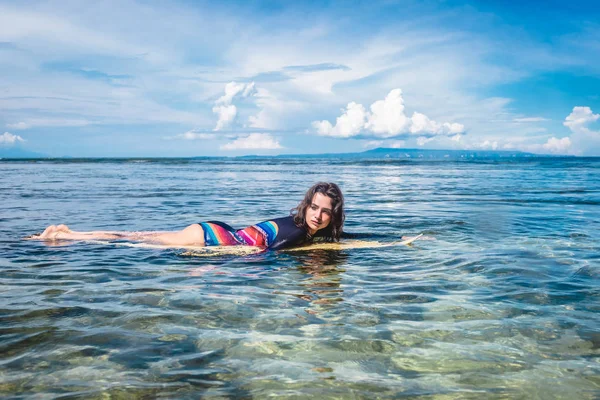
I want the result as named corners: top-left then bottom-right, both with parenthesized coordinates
top-left (305, 192), bottom-right (333, 235)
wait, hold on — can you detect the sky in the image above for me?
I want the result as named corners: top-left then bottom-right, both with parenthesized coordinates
top-left (1, 0), bottom-right (599, 157)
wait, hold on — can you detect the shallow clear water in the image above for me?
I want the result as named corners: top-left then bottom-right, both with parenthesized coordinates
top-left (1, 158), bottom-right (599, 399)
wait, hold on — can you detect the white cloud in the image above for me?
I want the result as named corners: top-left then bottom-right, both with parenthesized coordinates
top-left (313, 102), bottom-right (367, 138)
top-left (514, 117), bottom-right (548, 123)
top-left (213, 81), bottom-right (257, 131)
top-left (410, 112), bottom-right (440, 135)
top-left (0, 6), bottom-right (149, 58)
top-left (215, 82), bottom-right (256, 106)
top-left (394, 105), bottom-right (596, 155)
top-left (444, 122), bottom-right (466, 134)
top-left (542, 137), bottom-right (571, 153)
top-left (416, 136), bottom-right (435, 146)
top-left (9, 119), bottom-right (92, 128)
top-left (169, 130), bottom-right (218, 140)
top-left (362, 139), bottom-right (405, 149)
top-left (366, 89), bottom-right (410, 136)
top-left (0, 132), bottom-right (25, 145)
top-left (6, 122), bottom-right (30, 130)
top-left (564, 106), bottom-right (599, 133)
top-left (220, 133), bottom-right (282, 150)
top-left (247, 87), bottom-right (306, 130)
top-left (212, 104), bottom-right (238, 131)
top-left (562, 106), bottom-right (600, 155)
top-left (313, 89), bottom-right (465, 139)
top-left (503, 136), bottom-right (572, 155)
top-left (247, 88), bottom-right (274, 129)
top-left (479, 140), bottom-right (499, 150)
top-left (388, 140), bottom-right (406, 148)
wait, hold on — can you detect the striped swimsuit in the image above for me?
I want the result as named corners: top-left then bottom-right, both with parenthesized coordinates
top-left (199, 216), bottom-right (308, 250)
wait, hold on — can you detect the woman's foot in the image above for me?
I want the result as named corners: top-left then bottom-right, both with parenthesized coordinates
top-left (35, 224), bottom-right (73, 240)
top-left (33, 225), bottom-right (126, 241)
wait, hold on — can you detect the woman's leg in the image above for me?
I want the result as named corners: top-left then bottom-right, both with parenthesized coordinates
top-left (147, 224), bottom-right (206, 246)
top-left (32, 224), bottom-right (206, 246)
top-left (31, 225), bottom-right (136, 240)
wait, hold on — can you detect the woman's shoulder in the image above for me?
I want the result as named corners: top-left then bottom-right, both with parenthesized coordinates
top-left (255, 216), bottom-right (302, 233)
top-left (267, 215), bottom-right (296, 225)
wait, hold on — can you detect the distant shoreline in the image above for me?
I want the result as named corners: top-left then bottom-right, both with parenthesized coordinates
top-left (0, 147), bottom-right (586, 160)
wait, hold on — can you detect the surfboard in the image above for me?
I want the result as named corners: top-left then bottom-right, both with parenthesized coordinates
top-left (84, 234), bottom-right (424, 257)
top-left (285, 234), bottom-right (423, 252)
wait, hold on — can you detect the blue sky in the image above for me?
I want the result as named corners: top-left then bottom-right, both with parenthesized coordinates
top-left (1, 0), bottom-right (599, 156)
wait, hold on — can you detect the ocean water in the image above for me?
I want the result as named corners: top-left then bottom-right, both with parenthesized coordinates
top-left (1, 157), bottom-right (599, 399)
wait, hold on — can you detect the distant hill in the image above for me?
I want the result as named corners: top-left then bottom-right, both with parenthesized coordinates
top-left (0, 147), bottom-right (48, 158)
top-left (0, 147), bottom-right (47, 159)
top-left (0, 147), bottom-right (573, 160)
top-left (239, 147), bottom-right (558, 160)
top-left (358, 147), bottom-right (540, 159)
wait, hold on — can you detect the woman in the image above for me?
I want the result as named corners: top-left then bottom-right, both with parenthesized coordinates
top-left (32, 182), bottom-right (345, 251)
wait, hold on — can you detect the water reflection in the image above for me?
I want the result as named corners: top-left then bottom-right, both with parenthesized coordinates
top-left (293, 251), bottom-right (348, 313)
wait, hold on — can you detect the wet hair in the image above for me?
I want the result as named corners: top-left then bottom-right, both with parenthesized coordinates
top-left (291, 182), bottom-right (345, 241)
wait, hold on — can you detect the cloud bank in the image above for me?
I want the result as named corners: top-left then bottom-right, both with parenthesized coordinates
top-left (312, 89), bottom-right (465, 139)
top-left (471, 107), bottom-right (600, 155)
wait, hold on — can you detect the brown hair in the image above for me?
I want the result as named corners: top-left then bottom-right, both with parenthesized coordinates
top-left (291, 182), bottom-right (345, 241)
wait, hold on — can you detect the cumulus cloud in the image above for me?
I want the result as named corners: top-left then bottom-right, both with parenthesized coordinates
top-left (542, 137), bottom-right (571, 153)
top-left (213, 81), bottom-right (257, 131)
top-left (564, 106), bottom-right (599, 133)
top-left (212, 104), bottom-right (237, 131)
top-left (562, 106), bottom-right (600, 155)
top-left (365, 90), bottom-right (409, 136)
top-left (220, 133), bottom-right (282, 151)
top-left (313, 89), bottom-right (464, 139)
top-left (313, 102), bottom-right (367, 138)
top-left (0, 132), bottom-right (25, 145)
top-left (6, 122), bottom-right (30, 130)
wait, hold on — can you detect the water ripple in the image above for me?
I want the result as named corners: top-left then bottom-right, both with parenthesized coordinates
top-left (1, 159), bottom-right (599, 398)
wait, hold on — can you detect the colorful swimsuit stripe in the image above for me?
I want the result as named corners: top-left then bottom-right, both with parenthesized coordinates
top-left (199, 217), bottom-right (299, 248)
top-left (236, 221), bottom-right (279, 247)
top-left (235, 226), bottom-right (266, 247)
top-left (199, 222), bottom-right (244, 246)
top-left (252, 220), bottom-right (278, 247)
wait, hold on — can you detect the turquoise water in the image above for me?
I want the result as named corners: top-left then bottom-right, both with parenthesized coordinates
top-left (1, 158), bottom-right (599, 399)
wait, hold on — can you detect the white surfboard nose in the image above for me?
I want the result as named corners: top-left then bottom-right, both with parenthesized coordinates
top-left (399, 234), bottom-right (423, 245)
